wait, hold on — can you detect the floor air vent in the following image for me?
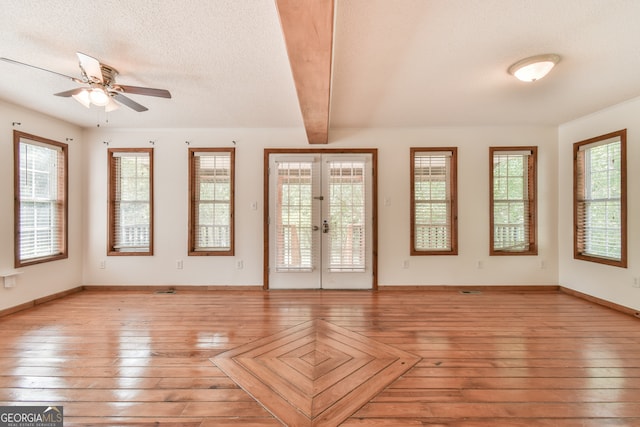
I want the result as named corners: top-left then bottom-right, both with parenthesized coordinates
top-left (459, 290), bottom-right (482, 295)
top-left (155, 289), bottom-right (176, 294)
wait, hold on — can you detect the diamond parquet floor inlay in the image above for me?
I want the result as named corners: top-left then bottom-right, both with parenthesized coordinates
top-left (212, 319), bottom-right (420, 426)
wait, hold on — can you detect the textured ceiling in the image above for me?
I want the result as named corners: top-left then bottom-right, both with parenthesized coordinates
top-left (1, 0), bottom-right (640, 131)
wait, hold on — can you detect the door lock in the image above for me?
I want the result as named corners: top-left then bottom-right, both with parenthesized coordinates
top-left (322, 220), bottom-right (329, 233)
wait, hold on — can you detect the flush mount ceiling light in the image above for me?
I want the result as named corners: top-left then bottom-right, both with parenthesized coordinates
top-left (508, 54), bottom-right (560, 82)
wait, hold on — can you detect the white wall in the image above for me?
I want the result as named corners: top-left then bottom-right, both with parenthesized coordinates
top-left (338, 128), bottom-right (558, 286)
top-left (82, 126), bottom-right (559, 287)
top-left (82, 128), bottom-right (273, 286)
top-left (0, 100), bottom-right (83, 311)
top-left (7, 96), bottom-right (640, 310)
top-left (559, 97), bottom-right (640, 311)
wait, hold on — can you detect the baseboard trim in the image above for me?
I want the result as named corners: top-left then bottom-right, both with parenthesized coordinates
top-left (379, 285), bottom-right (560, 292)
top-left (0, 286), bottom-right (83, 318)
top-left (82, 285), bottom-right (264, 292)
top-left (0, 301), bottom-right (34, 318)
top-left (559, 286), bottom-right (639, 318)
top-left (5, 285), bottom-right (635, 320)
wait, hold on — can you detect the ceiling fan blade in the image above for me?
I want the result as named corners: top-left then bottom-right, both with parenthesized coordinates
top-left (0, 57), bottom-right (82, 83)
top-left (116, 85), bottom-right (172, 98)
top-left (54, 88), bottom-right (86, 97)
top-left (76, 52), bottom-right (104, 83)
top-left (113, 92), bottom-right (148, 112)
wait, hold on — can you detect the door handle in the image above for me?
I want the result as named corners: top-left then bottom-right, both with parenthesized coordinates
top-left (312, 225), bottom-right (319, 231)
top-left (322, 220), bottom-right (329, 233)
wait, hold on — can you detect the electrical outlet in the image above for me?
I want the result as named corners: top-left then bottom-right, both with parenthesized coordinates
top-left (3, 277), bottom-right (16, 288)
top-left (176, 260), bottom-right (183, 270)
top-left (632, 277), bottom-right (640, 288)
top-left (236, 260), bottom-right (244, 270)
top-left (476, 260), bottom-right (483, 269)
top-left (402, 260), bottom-right (409, 269)
top-left (99, 260), bottom-right (106, 269)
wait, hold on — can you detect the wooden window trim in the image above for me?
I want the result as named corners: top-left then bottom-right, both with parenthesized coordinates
top-left (573, 129), bottom-right (627, 268)
top-left (13, 131), bottom-right (69, 267)
top-left (188, 147), bottom-right (235, 256)
top-left (410, 147), bottom-right (458, 256)
top-left (489, 146), bottom-right (538, 256)
top-left (107, 148), bottom-right (154, 256)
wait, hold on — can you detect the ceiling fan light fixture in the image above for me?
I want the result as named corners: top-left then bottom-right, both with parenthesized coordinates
top-left (3, 52), bottom-right (170, 113)
top-left (89, 88), bottom-right (110, 106)
top-left (72, 89), bottom-right (91, 108)
top-left (508, 54), bottom-right (560, 82)
top-left (105, 97), bottom-right (120, 112)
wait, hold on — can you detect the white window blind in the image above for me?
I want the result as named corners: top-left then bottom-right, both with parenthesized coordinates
top-left (491, 149), bottom-right (534, 253)
top-left (327, 160), bottom-right (366, 272)
top-left (16, 135), bottom-right (67, 264)
top-left (412, 150), bottom-right (455, 253)
top-left (191, 150), bottom-right (233, 253)
top-left (110, 150), bottom-right (152, 254)
top-left (576, 138), bottom-right (622, 261)
top-left (275, 160), bottom-right (316, 271)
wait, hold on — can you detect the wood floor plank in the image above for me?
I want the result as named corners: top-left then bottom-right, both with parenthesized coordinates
top-left (341, 418), bottom-right (635, 426)
top-left (0, 387), bottom-right (252, 402)
top-left (354, 401), bottom-right (640, 418)
top-left (0, 288), bottom-right (638, 426)
top-left (64, 418), bottom-right (205, 427)
top-left (373, 388), bottom-right (640, 403)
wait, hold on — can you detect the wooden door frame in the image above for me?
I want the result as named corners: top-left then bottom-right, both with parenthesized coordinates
top-left (264, 148), bottom-right (378, 290)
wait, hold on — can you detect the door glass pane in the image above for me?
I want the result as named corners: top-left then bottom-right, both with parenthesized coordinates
top-left (276, 161), bottom-right (314, 271)
top-left (328, 160), bottom-right (366, 272)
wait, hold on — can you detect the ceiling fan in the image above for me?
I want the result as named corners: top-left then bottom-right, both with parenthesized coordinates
top-left (0, 52), bottom-right (171, 112)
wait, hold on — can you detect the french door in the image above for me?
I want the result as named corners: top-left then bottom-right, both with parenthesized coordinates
top-left (266, 151), bottom-right (375, 289)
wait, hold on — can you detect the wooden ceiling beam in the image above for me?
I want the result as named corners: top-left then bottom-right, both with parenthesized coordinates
top-left (275, 0), bottom-right (334, 144)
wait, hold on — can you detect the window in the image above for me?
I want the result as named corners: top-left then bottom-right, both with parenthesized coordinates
top-left (108, 148), bottom-right (153, 255)
top-left (574, 129), bottom-right (627, 267)
top-left (410, 147), bottom-right (457, 255)
top-left (14, 131), bottom-right (68, 267)
top-left (188, 148), bottom-right (234, 255)
top-left (490, 147), bottom-right (537, 255)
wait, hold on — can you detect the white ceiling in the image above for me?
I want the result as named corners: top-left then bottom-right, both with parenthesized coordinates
top-left (2, 0), bottom-right (640, 132)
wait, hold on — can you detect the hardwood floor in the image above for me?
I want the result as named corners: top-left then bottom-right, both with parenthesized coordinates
top-left (0, 288), bottom-right (638, 426)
